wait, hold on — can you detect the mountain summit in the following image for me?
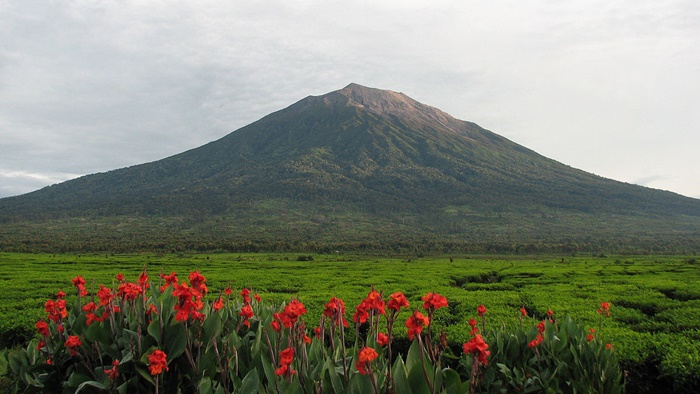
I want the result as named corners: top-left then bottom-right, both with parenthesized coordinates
top-left (1, 84), bottom-right (699, 252)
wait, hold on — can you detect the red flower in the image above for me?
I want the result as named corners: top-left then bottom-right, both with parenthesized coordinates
top-left (314, 326), bottom-right (322, 338)
top-left (188, 271), bottom-right (208, 295)
top-left (138, 268), bottom-right (150, 291)
top-left (224, 285), bottom-right (232, 296)
top-left (239, 304), bottom-right (254, 327)
top-left (115, 273), bottom-right (124, 282)
top-left (528, 334), bottom-right (544, 348)
top-left (324, 297), bottom-right (348, 327)
top-left (72, 276), bottom-right (88, 297)
top-left (422, 292), bottom-right (448, 311)
top-left (303, 334), bottom-right (312, 345)
top-left (105, 360), bottom-right (119, 380)
top-left (147, 350), bottom-right (168, 376)
top-left (44, 299), bottom-right (68, 322)
top-left (254, 293), bottom-right (261, 302)
top-left (159, 272), bottom-right (178, 292)
top-left (377, 332), bottom-right (389, 347)
top-left (477, 304), bottom-right (487, 317)
top-left (468, 318), bottom-right (479, 335)
top-left (55, 290), bottom-right (66, 299)
top-left (117, 282), bottom-right (143, 301)
top-left (586, 328), bottom-right (596, 342)
top-left (520, 307), bottom-right (527, 317)
top-left (388, 292), bottom-right (410, 312)
top-left (241, 288), bottom-right (251, 304)
top-left (463, 334), bottom-right (491, 365)
top-left (35, 320), bottom-right (50, 336)
top-left (280, 299), bottom-right (306, 327)
top-left (146, 304), bottom-right (158, 315)
top-left (598, 302), bottom-right (611, 316)
top-left (547, 309), bottom-right (554, 318)
top-left (537, 320), bottom-right (546, 334)
top-left (405, 310), bottom-right (430, 340)
top-left (97, 285), bottom-right (114, 307)
top-left (356, 347), bottom-right (378, 375)
top-left (82, 301), bottom-right (97, 313)
top-left (65, 335), bottom-right (82, 356)
top-left (213, 297), bottom-right (224, 311)
top-left (276, 348), bottom-right (296, 376)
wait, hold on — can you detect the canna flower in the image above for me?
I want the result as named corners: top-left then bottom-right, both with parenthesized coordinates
top-left (115, 273), bottom-right (124, 282)
top-left (405, 310), bottom-right (430, 340)
top-left (241, 288), bottom-right (251, 304)
top-left (377, 332), bottom-right (389, 347)
top-left (303, 334), bottom-right (312, 345)
top-left (254, 293), bottom-right (261, 302)
top-left (520, 307), bottom-right (528, 317)
top-left (117, 282), bottom-right (143, 301)
top-left (147, 350), bottom-right (169, 376)
top-left (224, 285), bottom-right (232, 296)
top-left (239, 304), bottom-right (254, 327)
top-left (35, 320), bottom-right (50, 336)
top-left (422, 292), bottom-right (448, 311)
top-left (477, 304), bottom-right (487, 317)
top-left (213, 297), bottom-right (224, 311)
top-left (56, 290), bottom-right (66, 299)
top-left (276, 347), bottom-right (296, 376)
top-left (72, 276), bottom-right (88, 297)
top-left (468, 318), bottom-right (479, 336)
top-left (97, 285), bottom-right (114, 306)
top-left (388, 291), bottom-right (410, 312)
top-left (188, 271), bottom-right (208, 295)
top-left (324, 297), bottom-right (349, 327)
top-left (463, 334), bottom-right (491, 365)
top-left (356, 347), bottom-right (379, 375)
top-left (105, 360), bottom-right (119, 380)
top-left (598, 302), bottom-right (611, 316)
top-left (159, 272), bottom-right (178, 292)
top-left (65, 335), bottom-right (82, 356)
top-left (529, 334), bottom-right (544, 348)
top-left (137, 268), bottom-right (150, 291)
top-left (586, 328), bottom-right (596, 342)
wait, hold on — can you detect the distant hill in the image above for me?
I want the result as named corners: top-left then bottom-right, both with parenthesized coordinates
top-left (1, 83), bottom-right (699, 253)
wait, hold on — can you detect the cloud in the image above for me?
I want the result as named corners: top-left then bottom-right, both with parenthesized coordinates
top-left (0, 0), bottom-right (699, 199)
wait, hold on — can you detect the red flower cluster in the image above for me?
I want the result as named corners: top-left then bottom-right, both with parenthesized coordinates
top-left (239, 304), bottom-right (254, 327)
top-left (422, 292), bottom-right (448, 311)
top-left (377, 332), bottom-right (389, 347)
top-left (353, 290), bottom-right (386, 324)
top-left (148, 350), bottom-right (168, 376)
top-left (65, 335), bottom-right (82, 356)
top-left (212, 297), bottom-right (224, 311)
top-left (387, 292), bottom-right (410, 312)
top-left (586, 328), bottom-right (596, 342)
top-left (188, 271), bottom-right (208, 295)
top-left (83, 301), bottom-right (108, 326)
top-left (477, 304), bottom-right (487, 317)
top-left (172, 282), bottom-right (205, 322)
top-left (272, 299), bottom-right (307, 330)
top-left (323, 297), bottom-right (349, 327)
top-left (529, 320), bottom-right (547, 348)
top-left (44, 299), bottom-right (68, 322)
top-left (71, 276), bottom-right (88, 297)
top-left (117, 282), bottom-right (143, 301)
top-left (104, 360), bottom-right (119, 380)
top-left (405, 310), bottom-right (430, 340)
top-left (356, 347), bottom-right (378, 375)
top-left (275, 347), bottom-right (296, 376)
top-left (463, 334), bottom-right (490, 365)
top-left (35, 321), bottom-right (50, 337)
top-left (159, 271), bottom-right (179, 292)
top-left (598, 301), bottom-right (611, 316)
top-left (468, 318), bottom-right (479, 336)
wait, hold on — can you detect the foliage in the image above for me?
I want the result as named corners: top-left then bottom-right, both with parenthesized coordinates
top-left (3, 269), bottom-right (623, 393)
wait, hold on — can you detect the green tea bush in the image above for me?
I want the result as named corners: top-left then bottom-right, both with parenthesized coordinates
top-left (2, 269), bottom-right (623, 393)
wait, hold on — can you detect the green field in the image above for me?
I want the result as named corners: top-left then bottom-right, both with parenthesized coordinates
top-left (1, 252), bottom-right (699, 391)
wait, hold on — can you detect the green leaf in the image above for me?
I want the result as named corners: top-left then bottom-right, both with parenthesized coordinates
top-left (163, 321), bottom-right (187, 359)
top-left (443, 368), bottom-right (462, 394)
top-left (239, 368), bottom-right (260, 394)
top-left (147, 316), bottom-right (161, 344)
top-left (392, 356), bottom-right (411, 394)
top-left (75, 380), bottom-right (110, 393)
top-left (203, 312), bottom-right (223, 351)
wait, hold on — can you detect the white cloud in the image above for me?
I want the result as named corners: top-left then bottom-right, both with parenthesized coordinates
top-left (0, 0), bottom-right (699, 199)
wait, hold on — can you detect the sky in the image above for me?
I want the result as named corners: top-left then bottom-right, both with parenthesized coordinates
top-left (1, 0), bottom-right (699, 199)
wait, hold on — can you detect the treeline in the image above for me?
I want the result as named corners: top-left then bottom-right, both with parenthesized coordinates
top-left (1, 235), bottom-right (697, 255)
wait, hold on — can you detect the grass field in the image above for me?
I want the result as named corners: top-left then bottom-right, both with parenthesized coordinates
top-left (1, 252), bottom-right (699, 391)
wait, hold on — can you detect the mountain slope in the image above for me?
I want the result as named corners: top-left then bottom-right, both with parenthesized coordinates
top-left (1, 83), bottom-right (699, 252)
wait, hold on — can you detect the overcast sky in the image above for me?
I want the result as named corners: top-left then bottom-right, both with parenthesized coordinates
top-left (1, 0), bottom-right (699, 199)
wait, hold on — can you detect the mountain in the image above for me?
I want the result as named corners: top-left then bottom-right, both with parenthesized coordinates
top-left (1, 83), bottom-right (699, 253)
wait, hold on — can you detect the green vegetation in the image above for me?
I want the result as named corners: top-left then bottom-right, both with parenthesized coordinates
top-left (1, 253), bottom-right (699, 392)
